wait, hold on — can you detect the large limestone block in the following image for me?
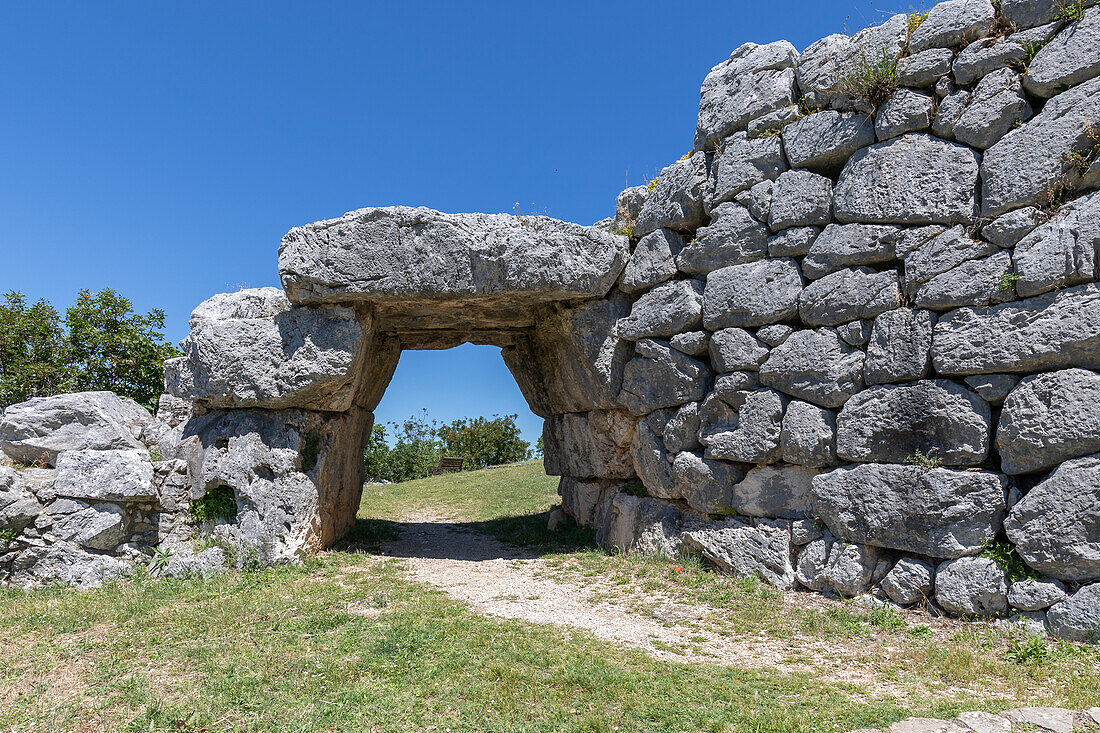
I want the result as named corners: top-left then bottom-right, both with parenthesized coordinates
top-left (10, 541), bottom-right (132, 589)
top-left (695, 42), bottom-right (799, 151)
top-left (798, 267), bottom-right (902, 326)
top-left (676, 203), bottom-right (768, 275)
top-left (912, 250), bottom-right (1015, 310)
top-left (0, 467), bottom-right (42, 533)
top-left (1004, 453), bottom-right (1100, 582)
top-left (782, 111), bottom-right (875, 175)
top-left (617, 339), bottom-right (712, 416)
top-left (47, 499), bottom-right (127, 552)
top-left (834, 134), bottom-right (980, 225)
top-left (0, 391), bottom-right (151, 466)
top-left (953, 23), bottom-right (1060, 84)
top-left (953, 68), bottom-right (1032, 150)
top-left (54, 449), bottom-right (156, 502)
top-left (598, 492), bottom-right (686, 557)
top-left (278, 206), bottom-right (628, 304)
top-left (709, 328), bottom-right (769, 372)
top-left (701, 388), bottom-right (786, 464)
top-left (1024, 6), bottom-right (1100, 98)
top-left (836, 380), bottom-right (991, 466)
top-left (981, 76), bottom-right (1100, 216)
top-left (635, 153), bottom-right (709, 235)
top-left (759, 328), bottom-right (865, 408)
top-left (166, 288), bottom-right (367, 412)
top-left (881, 557), bottom-right (935, 605)
top-left (671, 452), bottom-right (743, 514)
top-left (542, 410), bottom-right (636, 480)
top-left (733, 464), bottom-right (821, 518)
top-left (811, 463), bottom-right (1007, 558)
top-left (1012, 191), bottom-right (1100, 298)
top-left (796, 15), bottom-right (909, 110)
top-left (703, 258), bottom-right (804, 329)
top-left (1008, 577), bottom-right (1067, 611)
top-left (707, 132), bottom-right (786, 207)
top-left (931, 284), bottom-right (1100, 374)
top-left (768, 170), bottom-right (834, 231)
top-left (1046, 583), bottom-right (1100, 641)
top-left (997, 368), bottom-right (1100, 474)
top-left (780, 401), bottom-right (837, 468)
top-left (874, 89), bottom-right (935, 141)
top-left (663, 402), bottom-right (701, 454)
top-left (619, 229), bottom-right (682, 294)
top-left (612, 185), bottom-right (649, 235)
top-left (802, 223), bottom-right (900, 279)
top-left (935, 556), bottom-right (1009, 617)
top-left (823, 541), bottom-right (883, 597)
top-left (629, 418), bottom-right (678, 499)
top-left (909, 0), bottom-right (995, 52)
top-left (680, 519), bottom-right (796, 589)
top-left (615, 280), bottom-right (704, 340)
top-left (903, 226), bottom-right (997, 295)
top-left (864, 308), bottom-right (935, 384)
top-left (898, 48), bottom-right (954, 87)
top-left (559, 477), bottom-right (616, 527)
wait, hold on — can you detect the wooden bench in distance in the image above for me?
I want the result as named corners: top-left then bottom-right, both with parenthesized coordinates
top-left (429, 457), bottom-right (464, 475)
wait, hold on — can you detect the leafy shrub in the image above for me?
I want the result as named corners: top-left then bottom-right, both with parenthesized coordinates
top-left (904, 449), bottom-right (942, 469)
top-left (1005, 635), bottom-right (1051, 664)
top-left (191, 485), bottom-right (238, 524)
top-left (981, 541), bottom-right (1040, 583)
top-left (838, 50), bottom-right (898, 109)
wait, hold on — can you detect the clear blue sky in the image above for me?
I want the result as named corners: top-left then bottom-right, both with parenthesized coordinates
top-left (1, 0), bottom-right (882, 445)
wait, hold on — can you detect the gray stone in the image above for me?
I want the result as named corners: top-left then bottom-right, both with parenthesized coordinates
top-left (953, 23), bottom-right (1060, 84)
top-left (708, 132), bottom-right (786, 207)
top-left (838, 320), bottom-right (871, 346)
top-left (811, 463), bottom-right (1007, 558)
top-left (628, 418), bottom-right (678, 499)
top-left (0, 467), bottom-right (42, 533)
top-left (735, 180), bottom-right (773, 222)
top-left (155, 393), bottom-right (193, 429)
top-left (759, 328), bottom-right (865, 408)
top-left (702, 389), bottom-right (786, 464)
top-left (703, 258), bottom-right (804, 329)
top-left (1012, 191), bottom-right (1100, 297)
top-left (864, 308), bottom-right (935, 385)
top-left (1008, 577), bottom-right (1068, 610)
top-left (49, 501), bottom-right (127, 552)
top-left (635, 153), bottom-right (710, 235)
top-left (669, 331), bottom-right (709, 356)
top-left (982, 206), bottom-right (1043, 246)
top-left (836, 380), bottom-right (991, 466)
top-left (711, 371), bottom-right (762, 400)
top-left (835, 134), bottom-right (981, 225)
top-left (1024, 6), bottom-right (1100, 98)
top-left (161, 547), bottom-right (227, 579)
top-left (910, 0), bottom-right (996, 53)
top-left (757, 324), bottom-right (794, 346)
top-left (795, 535), bottom-right (834, 590)
top-left (781, 111), bottom-right (875, 174)
top-left (994, 611), bottom-right (1049, 636)
top-left (896, 225), bottom-right (949, 259)
top-left (734, 463), bottom-right (822, 518)
top-left (1046, 583), bottom-right (1100, 641)
top-left (964, 374), bottom-right (1020, 404)
top-left (882, 557), bottom-right (935, 605)
top-left (709, 328), bottom-right (769, 372)
top-left (54, 449), bottom-right (155, 502)
top-left (542, 410), bottom-right (636, 480)
top-left (559, 477), bottom-right (616, 527)
top-left (824, 541), bottom-right (882, 597)
top-left (898, 48), bottom-right (955, 87)
top-left (671, 452), bottom-right (743, 514)
top-left (981, 76), bottom-right (1100, 216)
top-left (791, 518), bottom-right (826, 545)
top-left (663, 402), bottom-right (701, 454)
top-left (618, 339), bottom-right (712, 416)
top-left (931, 284), bottom-right (1100, 375)
top-left (931, 88), bottom-right (972, 139)
top-left (1003, 0), bottom-right (1060, 28)
top-left (875, 89), bottom-right (935, 140)
top-left (768, 170), bottom-right (834, 231)
top-left (279, 207), bottom-right (628, 304)
top-left (1004, 452), bottom-right (1100, 581)
top-left (0, 391), bottom-right (151, 466)
top-left (904, 226), bottom-right (999, 293)
top-left (935, 556), bottom-right (1009, 617)
top-left (796, 15), bottom-right (910, 110)
top-left (598, 492), bottom-right (686, 557)
top-left (1001, 707), bottom-right (1079, 733)
top-left (747, 105), bottom-right (802, 137)
top-left (767, 227), bottom-right (820, 258)
top-left (954, 68), bottom-right (1033, 150)
top-left (612, 185), bottom-right (649, 235)
top-left (802, 223), bottom-right (901, 279)
top-left (10, 541), bottom-right (132, 589)
top-left (681, 519), bottom-right (796, 589)
top-left (619, 228), bottom-right (682, 294)
top-left (616, 279), bottom-right (704, 340)
top-left (677, 203), bottom-right (769, 275)
top-left (997, 368), bottom-right (1100, 474)
top-left (913, 250), bottom-right (1015, 310)
top-left (798, 267), bottom-right (902, 326)
top-left (695, 41), bottom-right (800, 151)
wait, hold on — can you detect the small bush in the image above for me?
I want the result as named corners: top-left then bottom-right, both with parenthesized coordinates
top-left (300, 430), bottom-right (321, 472)
top-left (1005, 635), bottom-right (1051, 664)
top-left (981, 541), bottom-right (1040, 582)
top-left (838, 50), bottom-right (898, 109)
top-left (619, 479), bottom-right (648, 498)
top-left (1054, 0), bottom-right (1086, 21)
top-left (191, 485), bottom-right (238, 524)
top-left (0, 527), bottom-right (18, 542)
top-left (999, 271), bottom-right (1020, 291)
top-left (904, 449), bottom-right (942, 470)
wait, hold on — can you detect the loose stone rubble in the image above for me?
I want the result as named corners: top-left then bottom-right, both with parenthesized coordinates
top-left (2, 0), bottom-right (1099, 646)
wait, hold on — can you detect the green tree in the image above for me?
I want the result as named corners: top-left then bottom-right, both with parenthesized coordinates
top-left (0, 291), bottom-right (70, 408)
top-left (437, 414), bottom-right (531, 470)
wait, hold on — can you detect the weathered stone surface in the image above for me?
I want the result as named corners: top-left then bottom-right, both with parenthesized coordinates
top-left (864, 308), bottom-right (935, 384)
top-left (663, 402), bottom-right (701, 454)
top-left (802, 223), bottom-right (900, 279)
top-left (612, 185), bottom-right (649, 235)
top-left (875, 89), bottom-right (934, 140)
top-left (681, 519), bottom-right (796, 589)
top-left (1012, 191), bottom-right (1100, 298)
top-left (983, 206), bottom-right (1042, 247)
top-left (780, 400), bottom-right (837, 468)
top-left (824, 541), bottom-right (882, 597)
top-left (708, 132), bottom-right (786, 207)
top-left (757, 324), bottom-right (794, 346)
top-left (710, 328), bottom-right (769, 372)
top-left (747, 105), bottom-right (801, 137)
top-left (1002, 0), bottom-right (1060, 28)
top-left (795, 535), bottom-right (834, 591)
top-left (677, 203), bottom-right (769, 275)
top-left (598, 492), bottom-right (686, 557)
top-left (798, 267), bottom-right (902, 326)
top-left (702, 389), bottom-right (786, 464)
top-left (1046, 583), bottom-right (1100, 641)
top-left (733, 464), bottom-right (821, 518)
top-left (935, 556), bottom-right (1009, 617)
top-left (953, 23), bottom-right (1060, 84)
top-left (628, 419), bottom-right (678, 499)
top-left (636, 153), bottom-right (710, 235)
top-left (964, 374), bottom-right (1020, 404)
top-left (10, 541), bottom-right (132, 589)
top-left (767, 227), bottom-right (819, 258)
top-left (932, 88), bottom-right (971, 140)
top-left (619, 228), bottom-right (682, 294)
top-left (811, 463), bottom-right (1006, 558)
top-left (909, 0), bottom-right (996, 53)
top-left (981, 76), bottom-right (1100, 216)
top-left (902, 227), bottom-right (997, 297)
top-left (53, 449), bottom-right (155, 502)
top-left (48, 500), bottom-right (127, 552)
top-left (279, 207), bottom-right (628, 304)
top-left (782, 111), bottom-right (875, 174)
top-left (1009, 577), bottom-right (1068, 611)
top-left (1002, 707), bottom-right (1083, 733)
top-left (616, 280), bottom-right (704, 340)
top-left (155, 393), bottom-right (192, 430)
top-left (838, 320), bottom-right (871, 346)
top-left (542, 410), bottom-right (636, 480)
top-left (931, 284), bottom-right (1100, 374)
top-left (703, 258), bottom-right (804, 329)
top-left (898, 47), bottom-right (955, 87)
top-left (618, 339), bottom-right (712, 416)
top-left (882, 557), bottom-right (935, 605)
top-left (768, 170), bottom-right (833, 231)
top-left (834, 135), bottom-right (981, 225)
top-left (954, 68), bottom-right (1032, 150)
top-left (167, 289), bottom-right (366, 412)
top-left (671, 452), bottom-right (743, 514)
top-left (669, 331), bottom-right (709, 356)
top-left (736, 180), bottom-right (773, 222)
top-left (696, 42), bottom-right (800, 151)
top-left (0, 391), bottom-right (151, 466)
top-left (0, 467), bottom-right (42, 533)
top-left (796, 15), bottom-right (909, 110)
top-left (559, 477), bottom-right (615, 527)
top-left (997, 368), bottom-right (1100, 474)
top-left (711, 371), bottom-right (761, 400)
top-left (759, 328), bottom-right (865, 408)
top-left (836, 380), bottom-right (991, 466)
top-left (1024, 6), bottom-right (1100, 98)
top-left (912, 250), bottom-right (1015, 310)
top-left (1004, 453), bottom-right (1100, 581)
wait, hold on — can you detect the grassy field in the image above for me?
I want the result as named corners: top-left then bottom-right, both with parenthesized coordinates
top-left (0, 461), bottom-right (1097, 732)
